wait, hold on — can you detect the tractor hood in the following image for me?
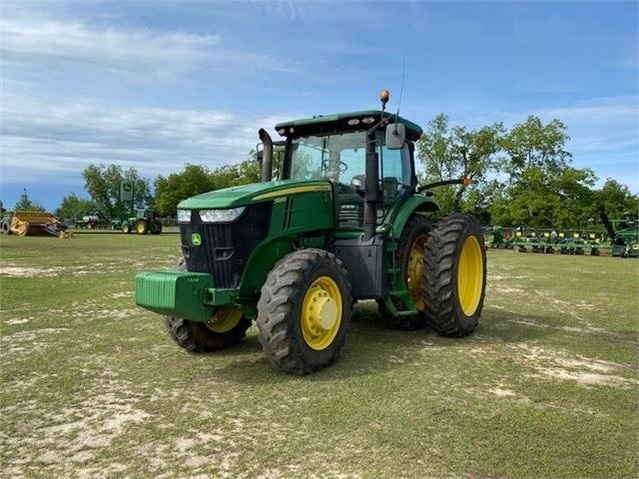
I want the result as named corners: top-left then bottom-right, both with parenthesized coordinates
top-left (178, 179), bottom-right (333, 210)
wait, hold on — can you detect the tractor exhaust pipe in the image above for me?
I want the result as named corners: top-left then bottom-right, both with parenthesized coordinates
top-left (363, 150), bottom-right (379, 241)
top-left (259, 128), bottom-right (273, 182)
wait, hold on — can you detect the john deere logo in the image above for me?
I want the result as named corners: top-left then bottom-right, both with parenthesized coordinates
top-left (191, 233), bottom-right (202, 246)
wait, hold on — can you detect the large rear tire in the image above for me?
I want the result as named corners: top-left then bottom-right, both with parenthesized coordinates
top-left (378, 214), bottom-right (432, 329)
top-left (150, 220), bottom-right (163, 235)
top-left (136, 220), bottom-right (148, 235)
top-left (423, 214), bottom-right (486, 337)
top-left (163, 258), bottom-right (250, 352)
top-left (257, 248), bottom-right (352, 375)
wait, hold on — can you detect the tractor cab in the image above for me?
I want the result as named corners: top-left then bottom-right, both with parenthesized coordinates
top-left (135, 208), bottom-right (156, 220)
top-left (273, 109), bottom-right (423, 233)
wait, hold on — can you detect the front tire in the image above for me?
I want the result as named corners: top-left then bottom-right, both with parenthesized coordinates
top-left (165, 312), bottom-right (251, 352)
top-left (423, 214), bottom-right (486, 337)
top-left (257, 249), bottom-right (352, 375)
top-left (163, 257), bottom-right (250, 351)
top-left (122, 223), bottom-right (131, 234)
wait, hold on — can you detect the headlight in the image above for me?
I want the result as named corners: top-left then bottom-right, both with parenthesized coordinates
top-left (177, 209), bottom-right (191, 223)
top-left (199, 207), bottom-right (246, 223)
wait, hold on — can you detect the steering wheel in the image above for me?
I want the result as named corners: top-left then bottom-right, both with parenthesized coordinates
top-left (339, 161), bottom-right (348, 173)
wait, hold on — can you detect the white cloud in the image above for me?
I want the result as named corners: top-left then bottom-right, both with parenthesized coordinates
top-left (524, 96), bottom-right (637, 173)
top-left (464, 94), bottom-right (637, 163)
top-left (0, 12), bottom-right (293, 82)
top-left (411, 95), bottom-right (638, 192)
top-left (0, 95), bottom-right (292, 185)
top-left (1, 16), bottom-right (218, 80)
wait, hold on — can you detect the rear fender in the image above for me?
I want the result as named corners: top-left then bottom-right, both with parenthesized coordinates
top-left (389, 196), bottom-right (439, 240)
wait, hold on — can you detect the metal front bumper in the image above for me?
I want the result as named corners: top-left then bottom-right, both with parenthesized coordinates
top-left (135, 271), bottom-right (237, 321)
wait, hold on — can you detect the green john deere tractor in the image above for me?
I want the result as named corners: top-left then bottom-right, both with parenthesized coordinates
top-left (135, 90), bottom-right (487, 374)
top-left (121, 209), bottom-right (163, 235)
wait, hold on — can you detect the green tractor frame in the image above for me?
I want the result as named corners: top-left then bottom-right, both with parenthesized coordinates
top-left (136, 90), bottom-right (487, 374)
top-left (121, 209), bottom-right (163, 235)
top-left (599, 207), bottom-right (639, 258)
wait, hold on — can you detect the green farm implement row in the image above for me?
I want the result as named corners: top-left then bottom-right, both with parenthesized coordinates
top-left (511, 231), bottom-right (602, 255)
top-left (490, 222), bottom-right (638, 258)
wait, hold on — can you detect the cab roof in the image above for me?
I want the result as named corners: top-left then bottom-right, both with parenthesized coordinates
top-left (274, 110), bottom-right (423, 141)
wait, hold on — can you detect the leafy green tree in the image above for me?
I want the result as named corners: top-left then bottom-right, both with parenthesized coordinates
top-left (55, 193), bottom-right (95, 221)
top-left (82, 164), bottom-right (151, 219)
top-left (593, 179), bottom-right (638, 220)
top-left (500, 115), bottom-right (572, 182)
top-left (417, 113), bottom-right (504, 217)
top-left (487, 115), bottom-right (586, 228)
top-left (489, 166), bottom-right (596, 228)
top-left (14, 189), bottom-right (46, 212)
top-left (153, 157), bottom-right (263, 217)
top-left (154, 164), bottom-right (215, 217)
top-left (210, 158), bottom-right (261, 190)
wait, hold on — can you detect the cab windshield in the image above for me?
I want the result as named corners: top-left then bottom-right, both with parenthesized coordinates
top-left (289, 131), bottom-right (366, 185)
top-left (288, 131), bottom-right (411, 188)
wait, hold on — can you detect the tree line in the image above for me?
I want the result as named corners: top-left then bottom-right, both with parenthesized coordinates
top-left (7, 114), bottom-right (637, 229)
top-left (417, 114), bottom-right (637, 227)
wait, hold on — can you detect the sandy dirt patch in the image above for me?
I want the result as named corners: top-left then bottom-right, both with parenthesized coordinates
top-left (512, 343), bottom-right (637, 389)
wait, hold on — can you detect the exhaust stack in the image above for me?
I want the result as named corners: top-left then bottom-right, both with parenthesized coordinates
top-left (258, 128), bottom-right (273, 182)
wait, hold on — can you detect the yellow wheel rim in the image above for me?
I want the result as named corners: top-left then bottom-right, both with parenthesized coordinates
top-left (407, 233), bottom-right (428, 310)
top-left (457, 235), bottom-right (484, 316)
top-left (206, 309), bottom-right (243, 333)
top-left (300, 276), bottom-right (343, 351)
top-left (137, 222), bottom-right (145, 234)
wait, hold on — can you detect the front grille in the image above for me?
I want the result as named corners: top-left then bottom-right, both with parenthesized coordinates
top-left (180, 203), bottom-right (271, 288)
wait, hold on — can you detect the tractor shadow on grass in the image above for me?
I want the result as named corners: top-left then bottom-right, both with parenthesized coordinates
top-left (209, 302), bottom-right (559, 384)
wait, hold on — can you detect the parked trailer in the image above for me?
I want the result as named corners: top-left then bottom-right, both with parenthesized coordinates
top-left (75, 210), bottom-right (111, 229)
top-left (4, 211), bottom-right (71, 238)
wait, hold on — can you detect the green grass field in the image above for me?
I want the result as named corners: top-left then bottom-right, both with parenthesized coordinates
top-left (1, 232), bottom-right (637, 478)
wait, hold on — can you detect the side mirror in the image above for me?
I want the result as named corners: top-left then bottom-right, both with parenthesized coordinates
top-left (385, 123), bottom-right (406, 150)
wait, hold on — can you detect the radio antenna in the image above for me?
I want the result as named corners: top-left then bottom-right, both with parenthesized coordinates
top-left (396, 59), bottom-right (405, 117)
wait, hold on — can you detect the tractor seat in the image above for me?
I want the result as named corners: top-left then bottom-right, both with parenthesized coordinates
top-left (382, 177), bottom-right (399, 205)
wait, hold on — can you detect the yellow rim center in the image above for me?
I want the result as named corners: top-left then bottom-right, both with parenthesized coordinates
top-left (407, 233), bottom-right (428, 310)
top-left (457, 236), bottom-right (484, 316)
top-left (301, 276), bottom-right (342, 350)
top-left (206, 309), bottom-right (242, 333)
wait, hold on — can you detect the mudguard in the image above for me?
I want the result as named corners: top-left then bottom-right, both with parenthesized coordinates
top-left (388, 195), bottom-right (439, 239)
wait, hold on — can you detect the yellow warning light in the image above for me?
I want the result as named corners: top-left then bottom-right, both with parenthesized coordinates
top-left (380, 89), bottom-right (390, 106)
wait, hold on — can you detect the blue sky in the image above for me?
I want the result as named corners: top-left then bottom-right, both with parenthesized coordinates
top-left (1, 0), bottom-right (637, 212)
